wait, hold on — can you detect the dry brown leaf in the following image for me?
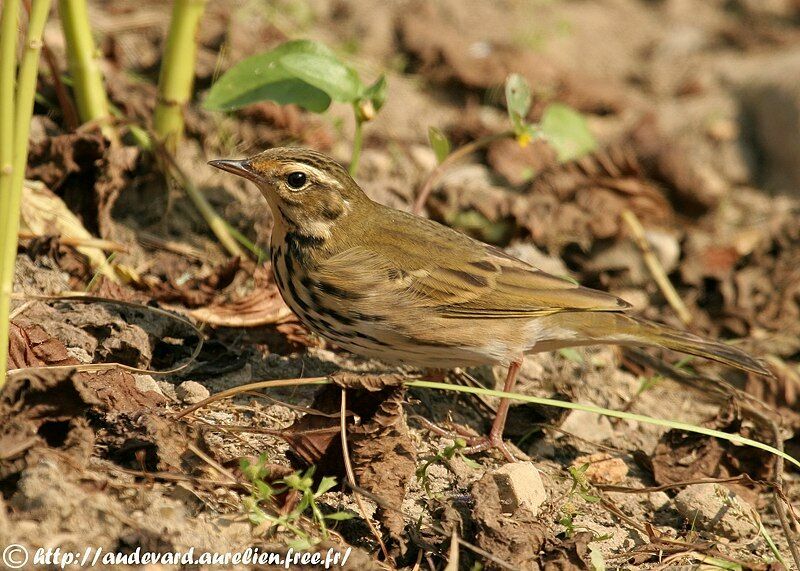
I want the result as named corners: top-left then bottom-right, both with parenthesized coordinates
top-left (25, 130), bottom-right (106, 191)
top-left (8, 322), bottom-right (80, 369)
top-left (330, 372), bottom-right (407, 391)
top-left (181, 284), bottom-right (294, 327)
top-left (146, 257), bottom-right (242, 308)
top-left (350, 387), bottom-right (416, 555)
top-left (650, 411), bottom-right (773, 505)
top-left (20, 182), bottom-right (119, 281)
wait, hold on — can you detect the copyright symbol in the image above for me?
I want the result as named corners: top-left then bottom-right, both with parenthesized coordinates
top-left (3, 544), bottom-right (29, 568)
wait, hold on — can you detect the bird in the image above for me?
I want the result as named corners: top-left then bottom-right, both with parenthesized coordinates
top-left (210, 147), bottom-right (769, 461)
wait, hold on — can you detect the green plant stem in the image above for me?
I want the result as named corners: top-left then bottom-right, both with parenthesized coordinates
top-left (153, 0), bottom-right (207, 153)
top-left (182, 176), bottom-right (245, 258)
top-left (412, 130), bottom-right (514, 215)
top-left (175, 375), bottom-right (800, 471)
top-left (58, 0), bottom-right (114, 139)
top-left (0, 0), bottom-right (21, 391)
top-left (348, 112), bottom-right (363, 177)
top-left (158, 142), bottom-right (245, 258)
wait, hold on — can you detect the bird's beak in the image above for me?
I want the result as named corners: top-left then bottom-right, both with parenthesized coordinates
top-left (208, 158), bottom-right (258, 182)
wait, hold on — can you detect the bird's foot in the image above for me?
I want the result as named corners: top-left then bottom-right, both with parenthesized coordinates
top-left (409, 415), bottom-right (479, 439)
top-left (461, 435), bottom-right (525, 463)
top-left (410, 415), bottom-right (526, 462)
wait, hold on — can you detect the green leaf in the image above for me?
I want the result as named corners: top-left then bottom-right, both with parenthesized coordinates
top-left (315, 476), bottom-right (338, 496)
top-left (588, 545), bottom-right (607, 571)
top-left (460, 455), bottom-right (481, 470)
top-left (580, 491), bottom-right (602, 503)
top-left (428, 126), bottom-right (451, 163)
top-left (203, 40), bottom-right (334, 112)
top-left (254, 480), bottom-right (274, 501)
top-left (505, 73), bottom-right (532, 134)
top-left (363, 74), bottom-right (388, 112)
top-left (539, 103), bottom-right (597, 162)
top-left (287, 537), bottom-right (315, 551)
top-left (324, 511), bottom-right (355, 521)
top-left (280, 52), bottom-right (363, 103)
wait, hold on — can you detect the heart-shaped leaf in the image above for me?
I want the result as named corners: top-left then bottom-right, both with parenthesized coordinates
top-left (280, 52), bottom-right (363, 103)
top-left (203, 40), bottom-right (337, 112)
top-left (505, 73), bottom-right (532, 135)
top-left (363, 74), bottom-right (388, 112)
top-left (323, 511), bottom-right (355, 521)
top-left (539, 103), bottom-right (597, 162)
top-left (428, 126), bottom-right (451, 163)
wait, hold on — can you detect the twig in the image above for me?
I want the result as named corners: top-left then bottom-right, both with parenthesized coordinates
top-left (412, 130), bottom-right (513, 215)
top-left (38, 27), bottom-right (79, 130)
top-left (340, 388), bottom-right (393, 563)
top-left (155, 137), bottom-right (245, 258)
top-left (597, 474), bottom-right (762, 495)
top-left (621, 209), bottom-right (692, 326)
top-left (187, 442), bottom-right (238, 485)
top-left (18, 231), bottom-right (129, 252)
top-left (444, 529), bottom-right (459, 571)
top-left (114, 466), bottom-right (248, 490)
top-left (174, 377), bottom-right (329, 419)
top-left (137, 231), bottom-right (208, 261)
top-left (9, 300), bottom-right (34, 321)
top-left (770, 422), bottom-right (800, 570)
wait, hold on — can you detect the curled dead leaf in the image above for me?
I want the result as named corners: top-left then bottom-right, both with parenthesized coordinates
top-left (330, 372), bottom-right (407, 391)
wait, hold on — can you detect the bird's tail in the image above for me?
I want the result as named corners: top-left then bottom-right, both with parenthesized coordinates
top-left (542, 312), bottom-right (770, 376)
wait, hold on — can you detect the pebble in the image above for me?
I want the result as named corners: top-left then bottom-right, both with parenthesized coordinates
top-left (156, 381), bottom-right (177, 400)
top-left (573, 453), bottom-right (628, 485)
top-left (646, 491), bottom-right (671, 511)
top-left (673, 483), bottom-right (755, 540)
top-left (133, 374), bottom-right (163, 396)
top-left (175, 381), bottom-right (210, 404)
top-left (558, 409), bottom-right (615, 444)
top-left (491, 461), bottom-right (547, 516)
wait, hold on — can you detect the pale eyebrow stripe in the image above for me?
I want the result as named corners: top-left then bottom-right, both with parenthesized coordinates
top-left (284, 163), bottom-right (343, 189)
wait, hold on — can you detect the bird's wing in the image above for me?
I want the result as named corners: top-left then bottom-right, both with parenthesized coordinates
top-left (314, 238), bottom-right (630, 318)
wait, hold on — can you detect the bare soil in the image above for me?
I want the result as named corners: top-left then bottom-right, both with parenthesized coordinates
top-left (2, 0), bottom-right (800, 569)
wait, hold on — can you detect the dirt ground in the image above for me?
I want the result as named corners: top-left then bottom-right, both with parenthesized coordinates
top-left (2, 0), bottom-right (800, 569)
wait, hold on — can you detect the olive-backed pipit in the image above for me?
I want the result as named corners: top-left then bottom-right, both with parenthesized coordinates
top-left (210, 148), bottom-right (768, 460)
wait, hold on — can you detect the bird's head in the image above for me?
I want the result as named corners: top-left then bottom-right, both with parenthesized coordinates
top-left (209, 147), bottom-right (369, 239)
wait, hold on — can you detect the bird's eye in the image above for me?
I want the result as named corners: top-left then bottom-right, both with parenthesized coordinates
top-left (286, 171), bottom-right (307, 189)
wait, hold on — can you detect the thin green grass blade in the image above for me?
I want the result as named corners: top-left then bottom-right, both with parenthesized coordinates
top-left (405, 379), bottom-right (800, 470)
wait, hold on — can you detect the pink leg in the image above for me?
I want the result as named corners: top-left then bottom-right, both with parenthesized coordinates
top-left (490, 358), bottom-right (522, 445)
top-left (463, 358), bottom-right (524, 462)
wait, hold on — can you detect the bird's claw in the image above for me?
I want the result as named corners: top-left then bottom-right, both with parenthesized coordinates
top-left (461, 435), bottom-right (525, 463)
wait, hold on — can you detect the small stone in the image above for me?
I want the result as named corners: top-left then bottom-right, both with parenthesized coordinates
top-left (175, 381), bottom-right (210, 404)
top-left (558, 410), bottom-right (615, 444)
top-left (157, 381), bottom-right (177, 400)
top-left (646, 491), bottom-right (671, 511)
top-left (66, 347), bottom-right (93, 364)
top-left (133, 374), bottom-right (163, 396)
top-left (491, 461), bottom-right (547, 516)
top-left (573, 453), bottom-right (628, 485)
top-left (673, 483), bottom-right (756, 540)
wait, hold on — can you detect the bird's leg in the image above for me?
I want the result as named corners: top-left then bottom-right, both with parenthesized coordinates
top-left (462, 358), bottom-right (524, 462)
